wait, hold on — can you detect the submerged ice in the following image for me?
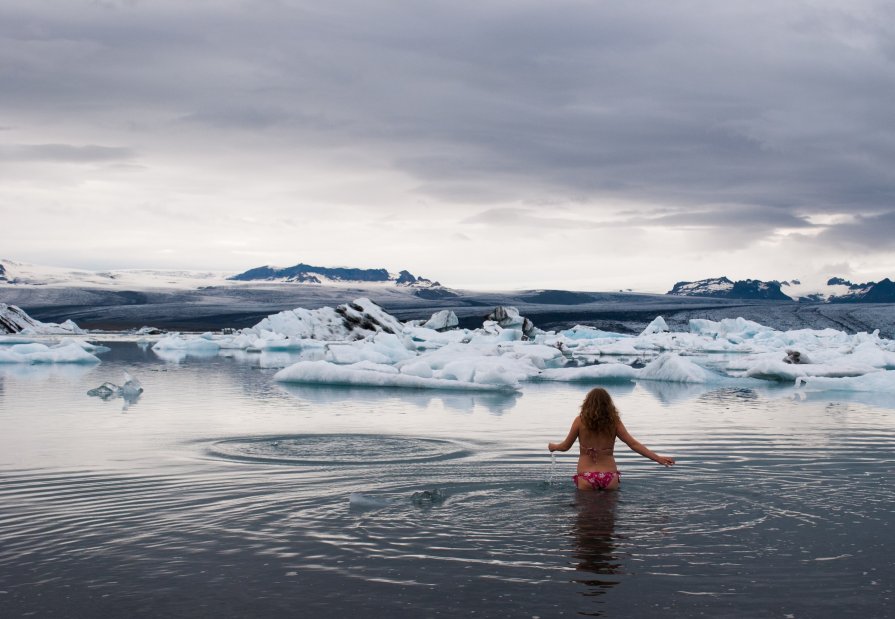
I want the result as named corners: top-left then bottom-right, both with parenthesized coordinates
top-left (148, 297), bottom-right (895, 395)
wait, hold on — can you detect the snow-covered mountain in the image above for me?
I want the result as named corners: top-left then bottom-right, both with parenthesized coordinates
top-left (0, 259), bottom-right (457, 298)
top-left (227, 262), bottom-right (458, 298)
top-left (667, 277), bottom-right (792, 301)
top-left (0, 259), bottom-right (229, 289)
top-left (786, 277), bottom-right (895, 303)
top-left (669, 275), bottom-right (895, 303)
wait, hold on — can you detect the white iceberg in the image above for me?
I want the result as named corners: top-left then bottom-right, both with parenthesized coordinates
top-left (423, 310), bottom-right (459, 331)
top-left (0, 341), bottom-right (100, 364)
top-left (637, 354), bottom-right (717, 383)
top-left (536, 363), bottom-right (639, 383)
top-left (640, 315), bottom-right (669, 336)
top-left (274, 360), bottom-right (520, 391)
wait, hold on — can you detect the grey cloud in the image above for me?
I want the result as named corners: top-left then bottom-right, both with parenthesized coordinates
top-left (462, 207), bottom-right (602, 229)
top-left (625, 206), bottom-right (816, 231)
top-left (0, 143), bottom-right (135, 162)
top-left (818, 211), bottom-right (895, 250)
top-left (1, 1), bottom-right (893, 243)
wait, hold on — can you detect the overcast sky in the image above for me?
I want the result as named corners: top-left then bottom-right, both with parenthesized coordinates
top-left (2, 0), bottom-right (894, 291)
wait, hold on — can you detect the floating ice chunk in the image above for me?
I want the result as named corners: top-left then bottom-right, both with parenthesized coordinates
top-left (745, 360), bottom-right (878, 382)
top-left (121, 372), bottom-right (143, 398)
top-left (7, 343), bottom-right (48, 355)
top-left (153, 334), bottom-right (221, 352)
top-left (274, 360), bottom-right (519, 391)
top-left (325, 343), bottom-right (392, 365)
top-left (845, 342), bottom-right (895, 369)
top-left (0, 341), bottom-right (100, 364)
top-left (423, 310), bottom-right (459, 331)
top-left (497, 342), bottom-right (566, 369)
top-left (348, 360), bottom-right (400, 374)
top-left (59, 320), bottom-right (85, 334)
top-left (365, 333), bottom-right (416, 363)
top-left (557, 325), bottom-right (629, 340)
top-left (796, 371), bottom-right (895, 392)
top-left (399, 359), bottom-right (435, 378)
top-left (1, 303), bottom-right (86, 335)
top-left (87, 382), bottom-right (119, 399)
top-left (536, 363), bottom-right (639, 383)
top-left (133, 326), bottom-right (164, 335)
top-left (87, 372), bottom-right (144, 403)
top-left (485, 306), bottom-right (538, 338)
top-left (638, 354), bottom-right (715, 383)
top-left (67, 338), bottom-right (111, 354)
top-left (253, 298), bottom-right (403, 341)
top-left (689, 317), bottom-right (773, 339)
top-left (585, 339), bottom-right (645, 356)
top-left (349, 493), bottom-right (392, 509)
top-left (257, 336), bottom-right (303, 351)
top-left (431, 353), bottom-right (534, 387)
top-left (640, 316), bottom-right (669, 336)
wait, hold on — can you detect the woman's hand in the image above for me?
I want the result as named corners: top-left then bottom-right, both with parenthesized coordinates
top-left (655, 455), bottom-right (675, 467)
top-left (547, 442), bottom-right (558, 452)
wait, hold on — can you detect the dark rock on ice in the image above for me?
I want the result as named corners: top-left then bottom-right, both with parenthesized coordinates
top-left (486, 306), bottom-right (536, 337)
top-left (783, 350), bottom-right (811, 364)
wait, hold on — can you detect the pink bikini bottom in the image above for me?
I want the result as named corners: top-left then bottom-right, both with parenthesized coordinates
top-left (573, 471), bottom-right (620, 490)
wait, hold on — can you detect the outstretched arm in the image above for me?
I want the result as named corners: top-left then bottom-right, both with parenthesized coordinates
top-left (616, 419), bottom-right (675, 466)
top-left (548, 417), bottom-right (580, 452)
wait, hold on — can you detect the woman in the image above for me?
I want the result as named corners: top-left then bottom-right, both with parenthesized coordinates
top-left (548, 387), bottom-right (674, 490)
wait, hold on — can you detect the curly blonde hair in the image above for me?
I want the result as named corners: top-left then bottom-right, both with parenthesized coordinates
top-left (579, 387), bottom-right (620, 435)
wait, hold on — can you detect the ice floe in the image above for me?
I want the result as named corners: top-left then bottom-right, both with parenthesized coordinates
top-left (149, 298), bottom-right (895, 394)
top-left (0, 341), bottom-right (101, 364)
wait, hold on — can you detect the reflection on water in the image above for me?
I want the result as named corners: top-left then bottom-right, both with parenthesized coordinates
top-left (572, 491), bottom-right (621, 615)
top-left (278, 382), bottom-right (521, 415)
top-left (0, 341), bottom-right (892, 618)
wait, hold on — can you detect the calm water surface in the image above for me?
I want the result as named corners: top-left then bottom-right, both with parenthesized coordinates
top-left (0, 341), bottom-right (892, 617)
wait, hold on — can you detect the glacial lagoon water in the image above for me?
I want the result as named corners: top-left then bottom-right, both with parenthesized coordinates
top-left (0, 341), bottom-right (892, 617)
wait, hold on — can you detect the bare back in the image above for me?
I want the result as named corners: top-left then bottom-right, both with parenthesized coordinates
top-left (576, 417), bottom-right (618, 473)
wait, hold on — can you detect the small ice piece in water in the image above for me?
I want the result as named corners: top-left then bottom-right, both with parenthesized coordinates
top-left (121, 372), bottom-right (144, 399)
top-left (411, 488), bottom-right (446, 506)
top-left (87, 372), bottom-right (143, 404)
top-left (87, 382), bottom-right (119, 400)
top-left (348, 493), bottom-right (392, 509)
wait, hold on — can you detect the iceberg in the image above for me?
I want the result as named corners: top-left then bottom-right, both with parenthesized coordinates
top-left (745, 360), bottom-right (878, 382)
top-left (796, 372), bottom-right (895, 393)
top-left (0, 303), bottom-right (85, 335)
top-left (637, 354), bottom-right (717, 383)
top-left (87, 372), bottom-right (143, 408)
top-left (0, 341), bottom-right (100, 364)
top-left (253, 298), bottom-right (404, 341)
top-left (536, 363), bottom-right (639, 383)
top-left (639, 315), bottom-right (669, 336)
top-left (423, 310), bottom-right (459, 331)
top-left (136, 296), bottom-right (895, 393)
top-left (274, 360), bottom-right (520, 391)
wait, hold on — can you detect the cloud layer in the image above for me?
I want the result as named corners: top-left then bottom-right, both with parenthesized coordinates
top-left (1, 1), bottom-right (893, 290)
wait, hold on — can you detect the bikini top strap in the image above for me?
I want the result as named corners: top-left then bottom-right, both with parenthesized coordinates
top-left (583, 445), bottom-right (615, 460)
